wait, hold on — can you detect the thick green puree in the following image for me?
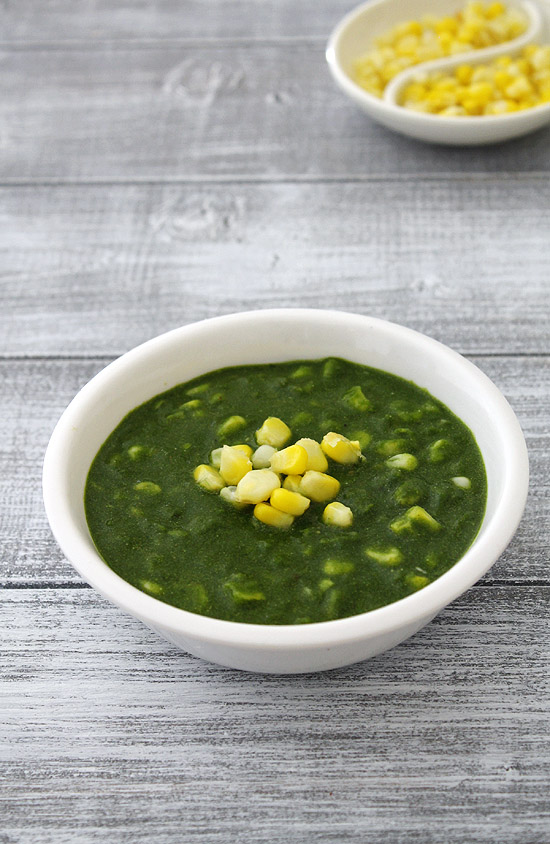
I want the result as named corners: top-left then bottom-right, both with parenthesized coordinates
top-left (85, 358), bottom-right (486, 624)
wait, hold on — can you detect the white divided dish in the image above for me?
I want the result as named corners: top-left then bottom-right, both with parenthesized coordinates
top-left (327, 0), bottom-right (550, 144)
top-left (43, 310), bottom-right (529, 674)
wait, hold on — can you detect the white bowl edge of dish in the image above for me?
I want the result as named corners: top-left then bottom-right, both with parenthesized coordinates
top-left (326, 0), bottom-right (550, 145)
top-left (43, 310), bottom-right (529, 673)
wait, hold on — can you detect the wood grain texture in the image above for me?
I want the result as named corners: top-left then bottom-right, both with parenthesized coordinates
top-left (1, 0), bottom-right (354, 43)
top-left (1, 180), bottom-right (550, 357)
top-left (0, 356), bottom-right (547, 586)
top-left (1, 586), bottom-right (549, 843)
top-left (2, 2), bottom-right (549, 839)
top-left (3, 43), bottom-right (550, 181)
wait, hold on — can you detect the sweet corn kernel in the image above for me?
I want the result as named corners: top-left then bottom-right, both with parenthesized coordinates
top-left (270, 487), bottom-right (311, 516)
top-left (299, 470), bottom-right (341, 503)
top-left (321, 432), bottom-right (362, 464)
top-left (219, 445), bottom-right (252, 485)
top-left (254, 502), bottom-right (294, 529)
top-left (219, 485), bottom-right (247, 508)
top-left (236, 469), bottom-right (280, 504)
top-left (323, 502), bottom-right (353, 528)
top-left (353, 2), bottom-right (528, 98)
top-left (233, 444), bottom-right (253, 458)
top-left (251, 444), bottom-right (277, 469)
top-left (400, 44), bottom-right (550, 116)
top-left (210, 447), bottom-right (223, 469)
top-left (282, 474), bottom-right (303, 493)
top-left (294, 437), bottom-right (329, 472)
top-left (386, 453), bottom-right (418, 471)
top-left (255, 416), bottom-right (291, 448)
top-left (452, 476), bottom-right (472, 489)
top-left (194, 464), bottom-right (225, 492)
top-left (269, 444), bottom-right (308, 475)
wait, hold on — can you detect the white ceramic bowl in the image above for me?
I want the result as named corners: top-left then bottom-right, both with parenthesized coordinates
top-left (326, 0), bottom-right (550, 145)
top-left (43, 310), bottom-right (528, 673)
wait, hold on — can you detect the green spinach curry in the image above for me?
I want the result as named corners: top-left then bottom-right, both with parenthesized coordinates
top-left (85, 357), bottom-right (487, 624)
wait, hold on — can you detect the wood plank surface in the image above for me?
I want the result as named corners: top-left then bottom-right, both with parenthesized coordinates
top-left (2, 1), bottom-right (549, 839)
top-left (1, 355), bottom-right (547, 586)
top-left (1, 585), bottom-right (549, 843)
top-left (2, 0), bottom-right (354, 43)
top-left (1, 180), bottom-right (549, 357)
top-left (3, 44), bottom-right (550, 181)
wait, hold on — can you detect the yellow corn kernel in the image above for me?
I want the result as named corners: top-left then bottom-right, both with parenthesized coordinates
top-left (469, 82), bottom-right (493, 104)
top-left (401, 20), bottom-right (422, 36)
top-left (300, 470), bottom-right (341, 503)
top-left (210, 447), bottom-right (223, 469)
top-left (233, 444), bottom-right (253, 458)
top-left (403, 81), bottom-right (428, 100)
top-left (270, 487), bottom-right (310, 516)
top-left (283, 474), bottom-right (303, 494)
top-left (437, 31), bottom-right (453, 50)
top-left (440, 105), bottom-right (467, 116)
top-left (323, 502), bottom-right (353, 528)
top-left (456, 64), bottom-right (473, 84)
top-left (193, 464), bottom-right (225, 492)
top-left (219, 485), bottom-right (247, 508)
top-left (494, 70), bottom-right (512, 90)
top-left (462, 97), bottom-right (484, 115)
top-left (505, 76), bottom-right (533, 100)
top-left (269, 444), bottom-right (308, 475)
top-left (515, 58), bottom-right (530, 75)
top-left (254, 502), bottom-right (294, 529)
top-left (496, 54), bottom-right (512, 67)
top-left (219, 445), bottom-right (252, 485)
top-left (529, 46), bottom-right (550, 71)
top-left (321, 432), bottom-right (362, 464)
top-left (486, 2), bottom-right (505, 18)
top-left (294, 437), bottom-right (328, 472)
top-left (435, 16), bottom-right (458, 34)
top-left (255, 416), bottom-right (291, 448)
top-left (235, 469), bottom-right (280, 504)
top-left (251, 444), bottom-right (277, 469)
top-left (354, 4), bottom-right (529, 99)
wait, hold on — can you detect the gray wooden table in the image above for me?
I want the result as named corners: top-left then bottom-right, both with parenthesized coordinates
top-left (1, 2), bottom-right (549, 841)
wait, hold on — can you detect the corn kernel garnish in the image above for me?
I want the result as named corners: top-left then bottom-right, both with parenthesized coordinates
top-left (299, 470), bottom-right (341, 503)
top-left (269, 444), bottom-right (308, 475)
top-left (194, 464), bottom-right (225, 492)
top-left (195, 419), bottom-right (367, 528)
top-left (323, 502), bottom-right (353, 528)
top-left (321, 432), bottom-right (362, 465)
top-left (256, 417), bottom-right (292, 448)
top-left (270, 487), bottom-right (311, 516)
top-left (254, 502), bottom-right (294, 529)
top-left (235, 469), bottom-right (281, 505)
top-left (353, 2), bottom-right (528, 98)
top-left (400, 45), bottom-right (550, 115)
top-left (294, 437), bottom-right (329, 472)
top-left (219, 444), bottom-right (252, 486)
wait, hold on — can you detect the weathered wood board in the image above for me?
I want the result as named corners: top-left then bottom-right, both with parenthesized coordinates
top-left (2, 1), bottom-right (550, 840)
top-left (3, 44), bottom-right (550, 181)
top-left (1, 181), bottom-right (549, 356)
top-left (1, 586), bottom-right (549, 844)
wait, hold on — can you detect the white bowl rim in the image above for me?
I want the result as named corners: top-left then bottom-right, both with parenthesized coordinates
top-left (326, 0), bottom-right (550, 126)
top-left (43, 309), bottom-right (529, 653)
